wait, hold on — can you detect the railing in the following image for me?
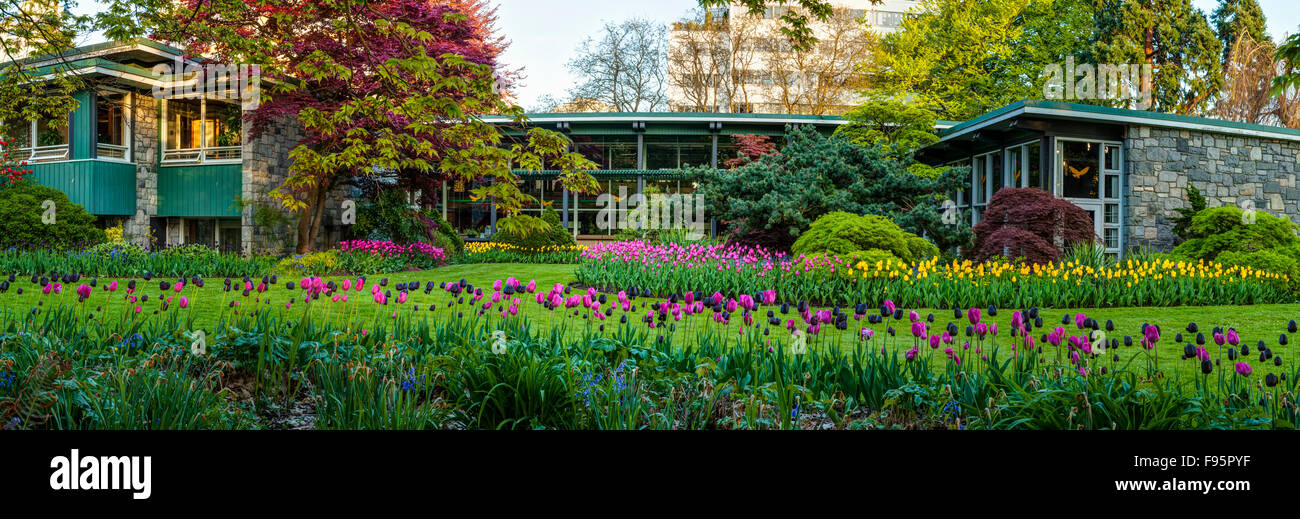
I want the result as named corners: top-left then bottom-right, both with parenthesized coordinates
top-left (204, 146), bottom-right (242, 162)
top-left (162, 146), bottom-right (241, 165)
top-left (19, 145), bottom-right (70, 163)
top-left (96, 143), bottom-right (129, 160)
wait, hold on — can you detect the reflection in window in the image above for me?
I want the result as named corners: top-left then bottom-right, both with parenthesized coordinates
top-left (163, 98), bottom-right (243, 163)
top-left (166, 99), bottom-right (202, 150)
top-left (1061, 140), bottom-right (1099, 199)
top-left (35, 117), bottom-right (68, 147)
top-left (97, 90), bottom-right (129, 159)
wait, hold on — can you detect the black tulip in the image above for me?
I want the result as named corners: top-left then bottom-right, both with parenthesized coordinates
top-left (1266, 374), bottom-right (1279, 387)
top-left (1201, 360), bottom-right (1212, 374)
top-left (1186, 323), bottom-right (1198, 333)
top-left (1290, 320), bottom-right (1298, 333)
top-left (1105, 320), bottom-right (1114, 332)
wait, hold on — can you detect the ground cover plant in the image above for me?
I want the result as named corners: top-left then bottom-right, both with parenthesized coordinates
top-left (0, 262), bottom-right (1297, 430)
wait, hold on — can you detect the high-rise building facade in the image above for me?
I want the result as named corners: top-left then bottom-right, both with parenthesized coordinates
top-left (667, 0), bottom-right (921, 115)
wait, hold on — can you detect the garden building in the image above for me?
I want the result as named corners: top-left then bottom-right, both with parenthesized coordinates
top-left (917, 100), bottom-right (1300, 257)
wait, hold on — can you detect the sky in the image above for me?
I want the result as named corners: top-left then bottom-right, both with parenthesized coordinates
top-left (69, 0), bottom-right (1300, 110)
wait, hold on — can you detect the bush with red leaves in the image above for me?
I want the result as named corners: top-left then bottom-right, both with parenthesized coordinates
top-left (971, 188), bottom-right (1095, 264)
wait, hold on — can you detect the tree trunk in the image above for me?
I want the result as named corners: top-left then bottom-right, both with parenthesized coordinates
top-left (294, 183), bottom-right (330, 254)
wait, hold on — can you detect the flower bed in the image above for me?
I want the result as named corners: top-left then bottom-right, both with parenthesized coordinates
top-left (574, 241), bottom-right (1295, 308)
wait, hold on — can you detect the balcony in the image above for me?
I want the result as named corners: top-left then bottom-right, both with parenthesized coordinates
top-left (161, 146), bottom-right (242, 165)
top-left (96, 143), bottom-right (129, 160)
top-left (14, 145), bottom-right (70, 163)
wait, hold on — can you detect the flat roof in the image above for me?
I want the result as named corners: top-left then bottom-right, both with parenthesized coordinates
top-left (938, 99), bottom-right (1300, 144)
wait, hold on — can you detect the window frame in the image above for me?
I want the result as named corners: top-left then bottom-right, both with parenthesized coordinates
top-left (160, 97), bottom-right (243, 166)
top-left (95, 87), bottom-right (134, 163)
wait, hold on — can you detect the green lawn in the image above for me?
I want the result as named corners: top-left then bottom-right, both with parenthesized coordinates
top-left (3, 262), bottom-right (1298, 377)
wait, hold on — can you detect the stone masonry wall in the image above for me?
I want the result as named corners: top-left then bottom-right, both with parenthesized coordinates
top-left (123, 92), bottom-right (159, 248)
top-left (1124, 125), bottom-right (1300, 251)
top-left (242, 117), bottom-right (348, 255)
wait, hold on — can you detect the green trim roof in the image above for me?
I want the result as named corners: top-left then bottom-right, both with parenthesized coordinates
top-left (13, 37), bottom-right (187, 67)
top-left (938, 99), bottom-right (1300, 142)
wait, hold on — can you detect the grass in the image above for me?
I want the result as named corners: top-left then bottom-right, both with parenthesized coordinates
top-left (1, 262), bottom-right (1296, 378)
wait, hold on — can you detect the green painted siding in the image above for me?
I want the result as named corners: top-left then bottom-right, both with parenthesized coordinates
top-left (157, 165), bottom-right (243, 218)
top-left (70, 90), bottom-right (94, 160)
top-left (27, 160), bottom-right (136, 215)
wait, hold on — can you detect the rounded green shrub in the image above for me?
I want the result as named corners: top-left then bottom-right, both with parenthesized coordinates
top-left (1216, 249), bottom-right (1300, 287)
top-left (0, 181), bottom-right (106, 248)
top-left (791, 211), bottom-right (934, 263)
top-left (1171, 206), bottom-right (1299, 261)
top-left (491, 206), bottom-right (576, 250)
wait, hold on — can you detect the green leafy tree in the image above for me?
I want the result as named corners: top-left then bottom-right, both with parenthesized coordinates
top-left (863, 0), bottom-right (1097, 121)
top-left (147, 0), bottom-right (600, 253)
top-left (0, 0), bottom-right (91, 143)
top-left (1092, 0), bottom-right (1224, 115)
top-left (1212, 0), bottom-right (1270, 64)
top-left (1272, 32), bottom-right (1300, 98)
top-left (836, 94), bottom-right (946, 178)
top-left (689, 124), bottom-right (971, 252)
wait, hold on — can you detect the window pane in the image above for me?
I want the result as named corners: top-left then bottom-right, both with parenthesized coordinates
top-left (166, 99), bottom-right (202, 150)
top-left (1104, 145), bottom-right (1121, 171)
top-left (1007, 148), bottom-right (1022, 188)
top-left (1027, 142), bottom-right (1044, 190)
top-left (206, 101), bottom-right (242, 147)
top-left (35, 117), bottom-right (68, 146)
top-left (1105, 175), bottom-right (1119, 199)
top-left (1104, 227), bottom-right (1119, 249)
top-left (1061, 140), bottom-right (1100, 199)
top-left (973, 157), bottom-right (986, 203)
top-left (990, 152), bottom-right (1004, 195)
top-left (1, 119), bottom-right (31, 148)
top-left (1105, 203), bottom-right (1119, 225)
top-left (97, 91), bottom-right (127, 146)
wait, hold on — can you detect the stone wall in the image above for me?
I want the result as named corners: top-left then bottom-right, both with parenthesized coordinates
top-left (241, 117), bottom-right (349, 255)
top-left (123, 92), bottom-right (159, 248)
top-left (1124, 125), bottom-right (1300, 251)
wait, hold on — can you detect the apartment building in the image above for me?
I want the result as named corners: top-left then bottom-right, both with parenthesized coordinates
top-left (667, 0), bottom-right (921, 115)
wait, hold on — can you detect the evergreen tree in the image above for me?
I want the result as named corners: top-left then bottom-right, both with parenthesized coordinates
top-left (1212, 0), bottom-right (1270, 64)
top-left (1092, 0), bottom-right (1224, 115)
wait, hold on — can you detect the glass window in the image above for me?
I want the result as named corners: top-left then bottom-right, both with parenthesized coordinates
top-left (1027, 142), bottom-right (1044, 191)
top-left (35, 117), bottom-right (68, 147)
top-left (1105, 175), bottom-right (1120, 199)
top-left (990, 152), bottom-right (1004, 195)
top-left (97, 91), bottom-right (127, 146)
top-left (1104, 145), bottom-right (1121, 171)
top-left (97, 91), bottom-right (129, 160)
top-left (163, 98), bottom-right (242, 163)
top-left (572, 136), bottom-right (637, 170)
top-left (207, 101), bottom-right (242, 148)
top-left (1105, 203), bottom-right (1119, 225)
top-left (1061, 140), bottom-right (1100, 199)
top-left (645, 137), bottom-right (710, 170)
top-left (1104, 227), bottom-right (1119, 249)
top-left (1007, 148), bottom-right (1022, 188)
top-left (1, 119), bottom-right (31, 149)
top-left (973, 157), bottom-right (987, 204)
top-left (166, 99), bottom-right (202, 150)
